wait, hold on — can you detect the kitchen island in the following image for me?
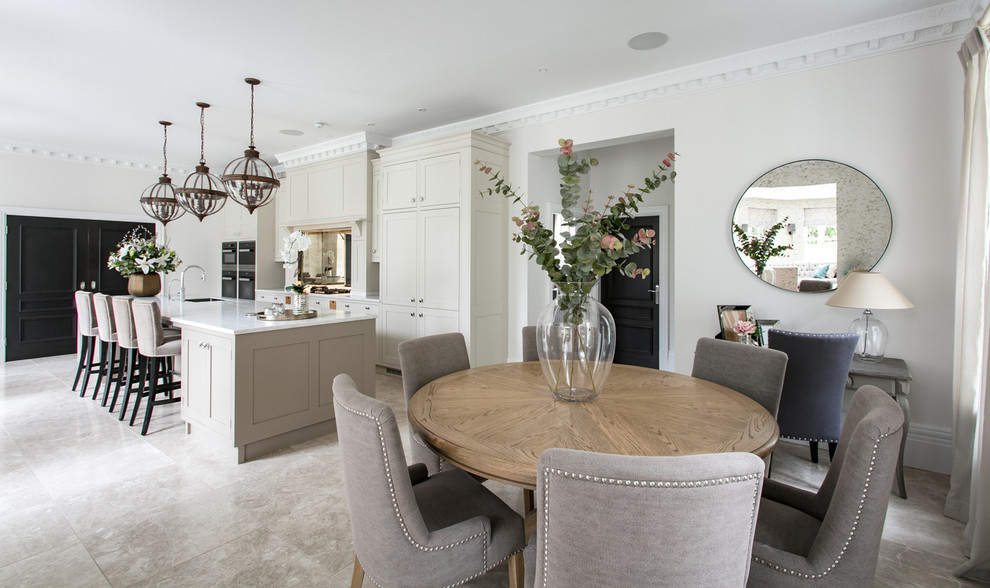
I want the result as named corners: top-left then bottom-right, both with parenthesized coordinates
top-left (162, 298), bottom-right (376, 463)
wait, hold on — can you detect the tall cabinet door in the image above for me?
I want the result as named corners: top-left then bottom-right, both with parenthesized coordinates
top-left (380, 212), bottom-right (418, 306)
top-left (418, 208), bottom-right (459, 310)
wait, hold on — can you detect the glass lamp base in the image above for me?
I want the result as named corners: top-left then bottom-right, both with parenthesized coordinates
top-left (850, 310), bottom-right (887, 362)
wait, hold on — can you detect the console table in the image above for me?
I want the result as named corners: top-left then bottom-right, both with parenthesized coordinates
top-left (847, 356), bottom-right (911, 498)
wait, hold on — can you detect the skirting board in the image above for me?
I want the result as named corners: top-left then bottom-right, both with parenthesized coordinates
top-left (904, 423), bottom-right (953, 475)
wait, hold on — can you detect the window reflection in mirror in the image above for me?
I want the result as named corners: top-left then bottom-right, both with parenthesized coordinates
top-left (299, 229), bottom-right (351, 286)
top-left (731, 160), bottom-right (890, 293)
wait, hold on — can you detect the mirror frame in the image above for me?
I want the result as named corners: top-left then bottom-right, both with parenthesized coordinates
top-left (731, 159), bottom-right (891, 293)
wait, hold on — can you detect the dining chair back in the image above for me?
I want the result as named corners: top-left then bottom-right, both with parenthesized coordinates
top-left (72, 291), bottom-right (100, 394)
top-left (131, 299), bottom-right (181, 435)
top-left (748, 385), bottom-right (904, 587)
top-left (332, 373), bottom-right (525, 588)
top-left (769, 329), bottom-right (859, 462)
top-left (526, 448), bottom-right (765, 587)
top-left (522, 325), bottom-right (538, 362)
top-left (397, 332), bottom-right (471, 475)
top-left (92, 293), bottom-right (121, 405)
top-left (691, 337), bottom-right (789, 417)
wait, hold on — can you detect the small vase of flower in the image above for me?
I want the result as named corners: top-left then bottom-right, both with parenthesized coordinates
top-left (733, 320), bottom-right (758, 345)
top-left (281, 230), bottom-right (312, 313)
top-left (107, 227), bottom-right (181, 297)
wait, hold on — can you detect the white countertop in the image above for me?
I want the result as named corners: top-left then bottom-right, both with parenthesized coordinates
top-left (162, 298), bottom-right (374, 335)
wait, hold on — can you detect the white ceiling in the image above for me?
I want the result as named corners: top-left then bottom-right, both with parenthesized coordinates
top-left (0, 0), bottom-right (981, 173)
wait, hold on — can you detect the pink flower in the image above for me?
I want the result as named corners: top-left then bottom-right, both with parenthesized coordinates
top-left (663, 159), bottom-right (671, 167)
top-left (733, 320), bottom-right (757, 337)
top-left (601, 235), bottom-right (621, 250)
top-left (667, 152), bottom-right (676, 161)
top-left (558, 138), bottom-right (574, 156)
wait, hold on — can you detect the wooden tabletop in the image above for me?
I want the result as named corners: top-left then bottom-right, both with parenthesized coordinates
top-left (407, 362), bottom-right (779, 489)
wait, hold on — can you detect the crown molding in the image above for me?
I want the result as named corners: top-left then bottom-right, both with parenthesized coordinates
top-left (274, 131), bottom-right (392, 168)
top-left (393, 0), bottom-right (979, 145)
top-left (0, 139), bottom-right (182, 174)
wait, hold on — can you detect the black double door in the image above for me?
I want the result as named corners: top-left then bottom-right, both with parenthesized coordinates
top-left (600, 216), bottom-right (661, 369)
top-left (5, 216), bottom-right (154, 361)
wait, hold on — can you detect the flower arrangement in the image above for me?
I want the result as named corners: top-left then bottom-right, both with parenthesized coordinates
top-left (107, 227), bottom-right (180, 277)
top-left (733, 320), bottom-right (757, 338)
top-left (281, 230), bottom-right (312, 293)
top-left (732, 218), bottom-right (793, 278)
top-left (477, 138), bottom-right (676, 323)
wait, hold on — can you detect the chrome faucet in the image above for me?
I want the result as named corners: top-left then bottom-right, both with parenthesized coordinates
top-left (179, 265), bottom-right (205, 302)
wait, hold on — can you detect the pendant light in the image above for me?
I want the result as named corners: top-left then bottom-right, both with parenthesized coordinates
top-left (139, 121), bottom-right (185, 225)
top-left (176, 102), bottom-right (227, 221)
top-left (222, 78), bottom-right (280, 214)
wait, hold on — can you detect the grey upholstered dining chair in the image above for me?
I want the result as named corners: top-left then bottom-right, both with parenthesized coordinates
top-left (522, 325), bottom-right (538, 362)
top-left (332, 373), bottom-right (525, 588)
top-left (397, 332), bottom-right (471, 475)
top-left (92, 293), bottom-right (122, 406)
top-left (691, 337), bottom-right (789, 418)
top-left (131, 300), bottom-right (181, 436)
top-left (110, 296), bottom-right (146, 419)
top-left (524, 448), bottom-right (766, 588)
top-left (747, 385), bottom-right (904, 587)
top-left (769, 330), bottom-right (859, 462)
top-left (72, 291), bottom-right (100, 395)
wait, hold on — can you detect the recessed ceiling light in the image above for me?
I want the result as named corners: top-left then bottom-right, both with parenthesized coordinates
top-left (417, 107), bottom-right (427, 112)
top-left (627, 32), bottom-right (669, 51)
top-left (367, 122), bottom-right (376, 127)
top-left (279, 129), bottom-right (304, 136)
top-left (538, 67), bottom-right (550, 73)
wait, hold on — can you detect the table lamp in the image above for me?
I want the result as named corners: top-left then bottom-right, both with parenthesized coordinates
top-left (825, 270), bottom-right (913, 362)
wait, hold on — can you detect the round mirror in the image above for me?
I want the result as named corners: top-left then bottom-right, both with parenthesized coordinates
top-left (731, 160), bottom-right (891, 293)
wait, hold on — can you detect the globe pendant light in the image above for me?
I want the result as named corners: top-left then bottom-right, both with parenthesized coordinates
top-left (222, 78), bottom-right (280, 214)
top-left (176, 102), bottom-right (228, 221)
top-left (139, 121), bottom-right (185, 225)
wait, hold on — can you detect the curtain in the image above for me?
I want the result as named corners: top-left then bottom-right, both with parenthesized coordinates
top-left (946, 26), bottom-right (990, 582)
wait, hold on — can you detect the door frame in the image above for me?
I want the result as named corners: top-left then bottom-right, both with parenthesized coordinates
top-left (0, 206), bottom-right (155, 363)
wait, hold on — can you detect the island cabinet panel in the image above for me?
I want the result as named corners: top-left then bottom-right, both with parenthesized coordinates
top-left (181, 329), bottom-right (233, 438)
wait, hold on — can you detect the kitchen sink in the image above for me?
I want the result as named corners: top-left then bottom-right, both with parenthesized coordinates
top-left (184, 297), bottom-right (225, 302)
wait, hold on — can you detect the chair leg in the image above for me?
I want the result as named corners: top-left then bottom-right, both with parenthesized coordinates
top-left (508, 551), bottom-right (525, 588)
top-left (827, 441), bottom-right (837, 461)
top-left (101, 342), bottom-right (119, 407)
top-left (129, 358), bottom-right (150, 426)
top-left (120, 355), bottom-right (147, 421)
top-left (809, 441), bottom-right (819, 463)
top-left (93, 340), bottom-right (110, 400)
top-left (350, 555), bottom-right (365, 588)
top-left (72, 336), bottom-right (89, 391)
top-left (80, 337), bottom-right (96, 397)
top-left (109, 348), bottom-right (134, 413)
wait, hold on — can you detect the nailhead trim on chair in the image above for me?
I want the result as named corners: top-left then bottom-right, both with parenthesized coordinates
top-left (412, 432), bottom-right (451, 472)
top-left (336, 399), bottom-right (499, 588)
top-left (782, 435), bottom-right (840, 443)
top-left (540, 467), bottom-right (764, 588)
top-left (750, 428), bottom-right (899, 580)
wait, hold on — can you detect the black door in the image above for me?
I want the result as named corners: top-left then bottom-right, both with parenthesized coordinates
top-left (601, 216), bottom-right (660, 368)
top-left (5, 216), bottom-right (153, 361)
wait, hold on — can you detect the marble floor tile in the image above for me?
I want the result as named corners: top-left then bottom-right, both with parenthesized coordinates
top-left (0, 538), bottom-right (110, 588)
top-left (0, 354), bottom-right (980, 587)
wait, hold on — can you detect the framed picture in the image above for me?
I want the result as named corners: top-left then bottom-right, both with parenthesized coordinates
top-left (717, 305), bottom-right (753, 342)
top-left (756, 319), bottom-right (780, 347)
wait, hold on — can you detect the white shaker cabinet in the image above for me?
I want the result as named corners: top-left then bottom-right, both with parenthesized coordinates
top-left (279, 151), bottom-right (373, 227)
top-left (371, 160), bottom-right (381, 262)
top-left (377, 131), bottom-right (509, 368)
top-left (181, 328), bottom-right (233, 438)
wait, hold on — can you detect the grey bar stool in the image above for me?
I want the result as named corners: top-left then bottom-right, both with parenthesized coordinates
top-left (92, 293), bottom-right (122, 406)
top-left (109, 296), bottom-right (147, 418)
top-left (72, 291), bottom-right (100, 395)
top-left (131, 300), bottom-right (181, 435)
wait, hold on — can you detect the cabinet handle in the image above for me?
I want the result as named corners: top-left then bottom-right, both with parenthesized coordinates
top-left (418, 313), bottom-right (424, 318)
top-left (409, 312), bottom-right (415, 317)
top-left (79, 281), bottom-right (85, 290)
top-left (419, 298), bottom-right (423, 303)
top-left (410, 298), bottom-right (415, 303)
top-left (410, 197), bottom-right (416, 203)
top-left (419, 197), bottom-right (424, 202)
top-left (90, 280), bottom-right (96, 289)
top-left (364, 306), bottom-right (370, 310)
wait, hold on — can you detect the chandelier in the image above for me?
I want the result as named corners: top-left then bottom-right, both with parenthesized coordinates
top-left (222, 78), bottom-right (280, 214)
top-left (139, 121), bottom-right (185, 225)
top-left (176, 102), bottom-right (228, 221)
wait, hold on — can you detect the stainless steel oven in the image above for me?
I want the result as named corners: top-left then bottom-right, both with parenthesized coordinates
top-left (238, 270), bottom-right (255, 300)
top-left (221, 270), bottom-right (237, 298)
top-left (222, 241), bottom-right (237, 266)
top-left (221, 240), bottom-right (255, 300)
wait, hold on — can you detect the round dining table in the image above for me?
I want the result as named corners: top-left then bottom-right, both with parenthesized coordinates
top-left (407, 361), bottom-right (779, 490)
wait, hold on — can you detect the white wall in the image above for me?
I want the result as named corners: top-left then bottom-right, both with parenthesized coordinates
top-left (495, 40), bottom-right (960, 472)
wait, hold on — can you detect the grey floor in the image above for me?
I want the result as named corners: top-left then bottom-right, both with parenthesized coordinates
top-left (0, 353), bottom-right (982, 587)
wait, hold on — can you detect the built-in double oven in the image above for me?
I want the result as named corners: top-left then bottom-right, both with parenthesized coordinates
top-left (221, 240), bottom-right (255, 300)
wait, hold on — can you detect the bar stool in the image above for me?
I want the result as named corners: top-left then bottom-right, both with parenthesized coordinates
top-left (110, 296), bottom-right (147, 418)
top-left (72, 291), bottom-right (100, 395)
top-left (131, 300), bottom-right (181, 436)
top-left (92, 293), bottom-right (123, 406)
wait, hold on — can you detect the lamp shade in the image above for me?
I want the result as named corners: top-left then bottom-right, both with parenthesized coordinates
top-left (825, 271), bottom-right (913, 310)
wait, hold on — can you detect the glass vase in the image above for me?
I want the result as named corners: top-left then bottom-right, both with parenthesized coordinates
top-left (293, 293), bottom-right (309, 314)
top-left (535, 282), bottom-right (616, 402)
